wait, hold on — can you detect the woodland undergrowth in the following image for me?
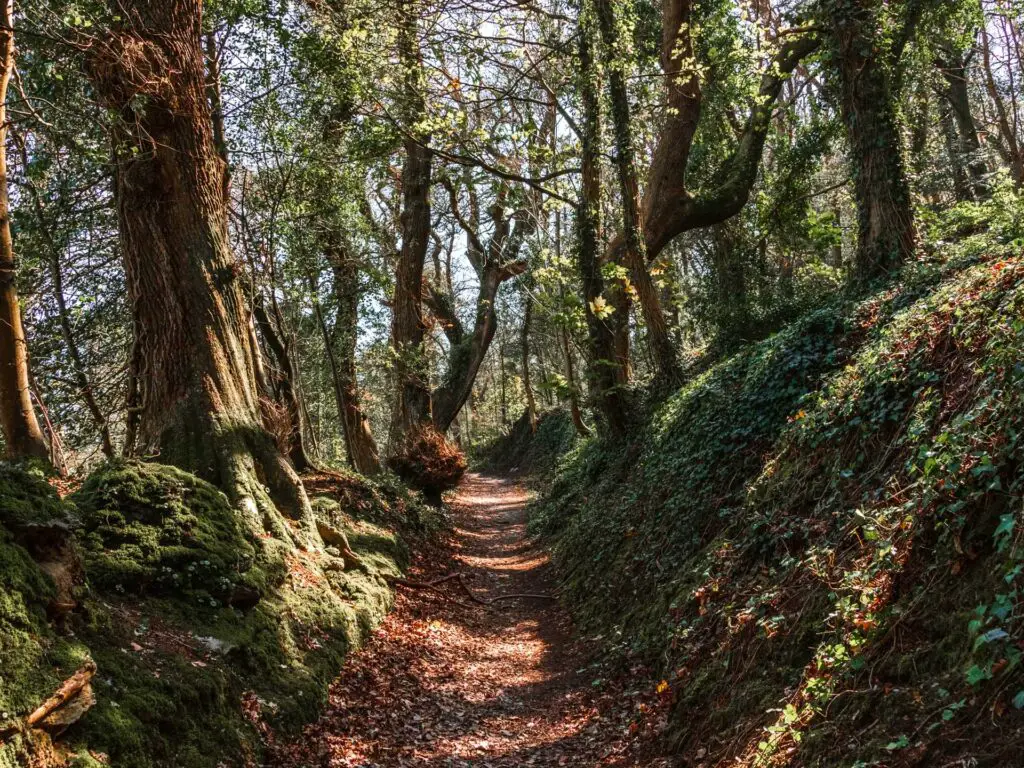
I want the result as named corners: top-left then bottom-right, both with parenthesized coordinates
top-left (528, 196), bottom-right (1024, 766)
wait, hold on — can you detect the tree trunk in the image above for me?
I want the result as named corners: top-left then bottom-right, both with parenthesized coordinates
top-left (577, 8), bottom-right (630, 435)
top-left (936, 48), bottom-right (990, 199)
top-left (0, 5), bottom-right (49, 462)
top-left (710, 223), bottom-right (751, 345)
top-left (833, 0), bottom-right (917, 282)
top-left (595, 0), bottom-right (680, 385)
top-left (323, 248), bottom-right (383, 476)
top-left (253, 300), bottom-right (316, 472)
top-left (428, 176), bottom-right (530, 434)
top-left (941, 105), bottom-right (974, 203)
top-left (389, 1), bottom-right (433, 444)
top-left (204, 30), bottom-right (230, 202)
top-left (86, 0), bottom-right (315, 546)
top-left (520, 290), bottom-right (539, 433)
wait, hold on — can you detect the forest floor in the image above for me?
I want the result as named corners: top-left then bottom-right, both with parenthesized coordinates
top-left (271, 473), bottom-right (673, 767)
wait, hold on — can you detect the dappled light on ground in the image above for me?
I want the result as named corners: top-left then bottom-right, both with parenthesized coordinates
top-left (272, 474), bottom-right (672, 767)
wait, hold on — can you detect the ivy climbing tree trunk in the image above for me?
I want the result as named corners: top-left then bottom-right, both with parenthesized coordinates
top-left (324, 243), bottom-right (383, 476)
top-left (595, 0), bottom-right (680, 385)
top-left (0, 3), bottom-right (49, 462)
top-left (577, 8), bottom-right (630, 436)
top-left (86, 0), bottom-right (316, 546)
top-left (389, 0), bottom-right (434, 444)
top-left (936, 47), bottom-right (990, 200)
top-left (832, 0), bottom-right (917, 282)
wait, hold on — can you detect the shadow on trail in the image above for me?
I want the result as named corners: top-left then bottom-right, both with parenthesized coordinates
top-left (272, 474), bottom-right (667, 768)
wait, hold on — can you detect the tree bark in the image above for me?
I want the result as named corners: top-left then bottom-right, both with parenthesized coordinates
top-left (595, 0), bottom-right (680, 385)
top-left (941, 104), bottom-right (974, 203)
top-left (0, 3), bottom-right (49, 462)
top-left (253, 300), bottom-right (316, 472)
top-left (832, 0), bottom-right (917, 282)
top-left (322, 246), bottom-right (383, 476)
top-left (389, 0), bottom-right (433, 444)
top-left (429, 179), bottom-right (530, 434)
top-left (936, 47), bottom-right (990, 200)
top-left (577, 8), bottom-right (630, 435)
top-left (86, 0), bottom-right (315, 546)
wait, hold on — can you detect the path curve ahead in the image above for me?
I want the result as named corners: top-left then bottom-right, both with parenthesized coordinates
top-left (274, 473), bottom-right (668, 767)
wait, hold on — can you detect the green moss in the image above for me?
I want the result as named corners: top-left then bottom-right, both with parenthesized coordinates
top-left (0, 466), bottom-right (90, 768)
top-left (0, 461), bottom-right (78, 533)
top-left (56, 460), bottom-right (415, 766)
top-left (0, 456), bottom-right (423, 767)
top-left (72, 460), bottom-right (281, 603)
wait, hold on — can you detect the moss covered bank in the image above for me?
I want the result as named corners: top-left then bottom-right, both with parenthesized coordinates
top-left (530, 232), bottom-right (1024, 763)
top-left (0, 460), bottom-right (434, 767)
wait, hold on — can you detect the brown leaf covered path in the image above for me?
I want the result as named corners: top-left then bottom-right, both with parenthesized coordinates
top-left (272, 473), bottom-right (671, 767)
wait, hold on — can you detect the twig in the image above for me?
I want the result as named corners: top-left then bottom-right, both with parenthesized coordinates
top-left (0, 660), bottom-right (97, 743)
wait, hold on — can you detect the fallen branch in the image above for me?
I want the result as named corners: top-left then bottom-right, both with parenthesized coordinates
top-left (387, 575), bottom-right (477, 609)
top-left (27, 660), bottom-right (96, 729)
top-left (456, 574), bottom-right (555, 605)
top-left (0, 660), bottom-right (97, 744)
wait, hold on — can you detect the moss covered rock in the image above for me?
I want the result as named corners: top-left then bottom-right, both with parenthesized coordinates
top-left (0, 464), bottom-right (90, 768)
top-left (72, 461), bottom-right (280, 604)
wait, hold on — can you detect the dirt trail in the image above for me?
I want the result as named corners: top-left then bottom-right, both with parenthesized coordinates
top-left (274, 473), bottom-right (669, 767)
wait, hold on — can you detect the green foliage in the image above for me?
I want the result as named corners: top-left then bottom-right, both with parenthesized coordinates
top-left (534, 227), bottom-right (1024, 764)
top-left (475, 408), bottom-right (580, 480)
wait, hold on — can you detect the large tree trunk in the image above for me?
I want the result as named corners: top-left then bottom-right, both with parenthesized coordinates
top-left (389, 1), bottom-right (433, 444)
top-left (0, 5), bottom-right (49, 462)
top-left (86, 0), bottom-right (315, 546)
top-left (323, 246), bottom-right (383, 476)
top-left (595, 0), bottom-right (680, 385)
top-left (833, 0), bottom-right (917, 282)
top-left (577, 9), bottom-right (630, 436)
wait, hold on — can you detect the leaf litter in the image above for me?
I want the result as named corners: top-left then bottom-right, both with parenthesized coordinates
top-left (270, 474), bottom-right (674, 767)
